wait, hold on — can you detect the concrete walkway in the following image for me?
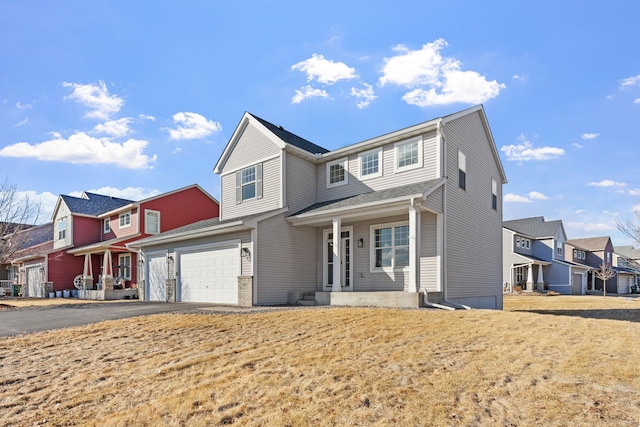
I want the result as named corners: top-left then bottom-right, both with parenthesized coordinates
top-left (0, 301), bottom-right (300, 337)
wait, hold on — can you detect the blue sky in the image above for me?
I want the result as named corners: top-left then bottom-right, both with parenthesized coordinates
top-left (2, 1), bottom-right (640, 246)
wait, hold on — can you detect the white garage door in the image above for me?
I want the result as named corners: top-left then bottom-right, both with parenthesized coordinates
top-left (147, 254), bottom-right (167, 301)
top-left (26, 266), bottom-right (43, 298)
top-left (179, 245), bottom-right (240, 304)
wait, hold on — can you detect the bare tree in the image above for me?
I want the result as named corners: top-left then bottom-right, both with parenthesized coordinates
top-left (0, 178), bottom-right (41, 264)
top-left (618, 213), bottom-right (640, 246)
top-left (593, 264), bottom-right (616, 297)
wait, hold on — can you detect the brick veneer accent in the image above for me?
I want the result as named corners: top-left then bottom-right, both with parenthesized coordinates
top-left (237, 276), bottom-right (253, 307)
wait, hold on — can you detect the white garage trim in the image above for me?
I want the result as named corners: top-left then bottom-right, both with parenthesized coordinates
top-left (175, 239), bottom-right (241, 304)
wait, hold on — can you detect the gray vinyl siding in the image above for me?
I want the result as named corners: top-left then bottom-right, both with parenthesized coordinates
top-left (256, 214), bottom-right (316, 305)
top-left (140, 229), bottom-right (252, 276)
top-left (502, 229), bottom-right (516, 285)
top-left (546, 261), bottom-right (570, 293)
top-left (423, 186), bottom-right (443, 213)
top-left (220, 156), bottom-right (281, 221)
top-left (316, 131), bottom-right (439, 203)
top-left (532, 238), bottom-right (553, 261)
top-left (221, 122), bottom-right (281, 172)
top-left (419, 211), bottom-right (439, 292)
top-left (285, 152), bottom-right (317, 214)
top-left (443, 111), bottom-right (503, 309)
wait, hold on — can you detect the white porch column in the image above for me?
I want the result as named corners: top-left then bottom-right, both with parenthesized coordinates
top-left (537, 264), bottom-right (544, 290)
top-left (408, 203), bottom-right (420, 293)
top-left (526, 264), bottom-right (534, 291)
top-left (102, 249), bottom-right (113, 277)
top-left (332, 218), bottom-right (342, 292)
top-left (83, 254), bottom-right (92, 277)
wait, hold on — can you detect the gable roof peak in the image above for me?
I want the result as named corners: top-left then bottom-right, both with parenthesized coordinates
top-left (247, 112), bottom-right (329, 155)
top-left (503, 216), bottom-right (564, 238)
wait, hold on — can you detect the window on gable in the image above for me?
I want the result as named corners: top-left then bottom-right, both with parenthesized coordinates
top-left (104, 218), bottom-right (111, 234)
top-left (359, 148), bottom-right (382, 179)
top-left (525, 239), bottom-right (530, 249)
top-left (58, 217), bottom-right (67, 240)
top-left (371, 222), bottom-right (409, 271)
top-left (326, 157), bottom-right (348, 188)
top-left (516, 236), bottom-right (521, 248)
top-left (492, 179), bottom-right (498, 210)
top-left (458, 151), bottom-right (466, 190)
top-left (395, 137), bottom-right (423, 172)
top-left (118, 254), bottom-right (131, 280)
top-left (236, 163), bottom-right (263, 203)
top-left (119, 211), bottom-right (131, 228)
top-left (145, 210), bottom-right (160, 234)
top-left (557, 244), bottom-right (563, 256)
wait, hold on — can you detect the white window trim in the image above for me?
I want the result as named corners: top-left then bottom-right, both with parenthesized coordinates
top-left (119, 211), bottom-right (132, 228)
top-left (394, 137), bottom-right (423, 173)
top-left (144, 209), bottom-right (161, 235)
top-left (104, 218), bottom-right (111, 234)
top-left (358, 148), bottom-right (383, 180)
top-left (58, 217), bottom-right (67, 240)
top-left (369, 220), bottom-right (410, 273)
top-left (326, 157), bottom-right (349, 188)
top-left (118, 253), bottom-right (132, 280)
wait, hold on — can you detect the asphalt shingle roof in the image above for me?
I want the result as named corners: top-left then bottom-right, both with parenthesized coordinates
top-left (613, 245), bottom-right (640, 259)
top-left (288, 179), bottom-right (443, 217)
top-left (61, 192), bottom-right (134, 216)
top-left (17, 223), bottom-right (54, 249)
top-left (502, 216), bottom-right (563, 238)
top-left (250, 114), bottom-right (329, 155)
top-left (566, 236), bottom-right (611, 251)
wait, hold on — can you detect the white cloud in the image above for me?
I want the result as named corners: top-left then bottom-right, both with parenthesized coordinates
top-left (139, 114), bottom-right (156, 121)
top-left (164, 112), bottom-right (221, 140)
top-left (291, 85), bottom-right (331, 104)
top-left (63, 81), bottom-right (124, 120)
top-left (13, 117), bottom-right (28, 128)
top-left (69, 186), bottom-right (160, 201)
top-left (528, 191), bottom-right (548, 200)
top-left (0, 132), bottom-right (156, 169)
top-left (15, 190), bottom-right (59, 223)
top-left (575, 209), bottom-right (587, 214)
top-left (93, 118), bottom-right (133, 137)
top-left (512, 74), bottom-right (528, 81)
top-left (572, 142), bottom-right (584, 149)
top-left (586, 179), bottom-right (626, 187)
top-left (351, 83), bottom-right (377, 109)
top-left (500, 134), bottom-right (564, 161)
top-left (566, 221), bottom-right (614, 232)
top-left (379, 39), bottom-right (505, 106)
top-left (620, 74), bottom-right (640, 89)
top-left (172, 147), bottom-right (182, 155)
top-left (581, 133), bottom-right (599, 140)
top-left (634, 98), bottom-right (640, 104)
top-left (504, 193), bottom-right (533, 203)
top-left (602, 210), bottom-right (619, 217)
top-left (16, 101), bottom-right (33, 110)
top-left (627, 189), bottom-right (640, 196)
top-left (291, 54), bottom-right (357, 85)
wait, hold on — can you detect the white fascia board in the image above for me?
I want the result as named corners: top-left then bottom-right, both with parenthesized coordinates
top-left (555, 260), bottom-right (592, 270)
top-left (126, 222), bottom-right (249, 249)
top-left (98, 203), bottom-right (137, 219)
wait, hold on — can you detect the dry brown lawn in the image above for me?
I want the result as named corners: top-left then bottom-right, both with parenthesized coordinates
top-left (1, 295), bottom-right (639, 426)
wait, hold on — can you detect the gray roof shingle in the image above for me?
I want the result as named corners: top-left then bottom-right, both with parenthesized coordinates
top-left (566, 236), bottom-right (611, 251)
top-left (503, 216), bottom-right (563, 238)
top-left (250, 114), bottom-right (329, 155)
top-left (61, 192), bottom-right (134, 216)
top-left (288, 179), bottom-right (443, 217)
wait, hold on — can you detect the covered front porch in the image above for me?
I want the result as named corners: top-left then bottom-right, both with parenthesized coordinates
top-left (286, 179), bottom-right (445, 308)
top-left (508, 256), bottom-right (551, 292)
top-left (68, 238), bottom-right (138, 300)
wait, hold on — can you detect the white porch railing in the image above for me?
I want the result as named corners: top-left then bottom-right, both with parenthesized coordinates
top-left (0, 280), bottom-right (12, 290)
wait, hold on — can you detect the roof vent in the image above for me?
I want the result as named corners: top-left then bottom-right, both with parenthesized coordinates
top-left (278, 125), bottom-right (284, 130)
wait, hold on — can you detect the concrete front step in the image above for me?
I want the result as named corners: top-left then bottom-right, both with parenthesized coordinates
top-left (297, 299), bottom-right (317, 306)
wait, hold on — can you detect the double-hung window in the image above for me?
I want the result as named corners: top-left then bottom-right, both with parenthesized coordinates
top-left (58, 218), bottom-right (67, 240)
top-left (119, 211), bottom-right (131, 228)
top-left (326, 157), bottom-right (348, 188)
top-left (236, 163), bottom-right (263, 203)
top-left (359, 148), bottom-right (382, 179)
top-left (370, 222), bottom-right (409, 271)
top-left (104, 218), bottom-right (111, 233)
top-left (145, 210), bottom-right (160, 234)
top-left (458, 151), bottom-right (467, 190)
top-left (118, 254), bottom-right (131, 280)
top-left (491, 179), bottom-right (498, 210)
top-left (395, 137), bottom-right (422, 172)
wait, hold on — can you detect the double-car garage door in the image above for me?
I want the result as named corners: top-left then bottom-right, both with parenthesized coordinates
top-left (147, 242), bottom-right (241, 303)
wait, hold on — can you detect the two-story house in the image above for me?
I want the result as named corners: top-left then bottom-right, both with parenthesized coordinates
top-left (503, 216), bottom-right (590, 294)
top-left (613, 245), bottom-right (640, 294)
top-left (130, 105), bottom-right (507, 309)
top-left (566, 236), bottom-right (618, 294)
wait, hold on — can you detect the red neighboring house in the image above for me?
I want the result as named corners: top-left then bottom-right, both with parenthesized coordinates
top-left (45, 184), bottom-right (219, 298)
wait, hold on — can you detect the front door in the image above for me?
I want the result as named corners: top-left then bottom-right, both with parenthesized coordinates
top-left (324, 228), bottom-right (353, 291)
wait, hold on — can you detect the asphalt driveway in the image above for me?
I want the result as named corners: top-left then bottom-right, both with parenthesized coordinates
top-left (0, 301), bottom-right (281, 337)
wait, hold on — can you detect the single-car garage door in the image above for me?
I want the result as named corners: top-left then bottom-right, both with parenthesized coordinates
top-left (26, 266), bottom-right (43, 298)
top-left (178, 244), bottom-right (240, 304)
top-left (147, 253), bottom-right (168, 301)
top-left (571, 273), bottom-right (582, 295)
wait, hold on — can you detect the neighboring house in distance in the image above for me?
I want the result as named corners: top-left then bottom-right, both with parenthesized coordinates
top-left (130, 105), bottom-right (507, 309)
top-left (503, 216), bottom-right (590, 294)
top-left (2, 223), bottom-right (54, 297)
top-left (612, 245), bottom-right (640, 294)
top-left (566, 236), bottom-right (617, 294)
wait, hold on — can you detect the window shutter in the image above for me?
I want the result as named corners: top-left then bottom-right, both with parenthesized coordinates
top-left (256, 163), bottom-right (263, 199)
top-left (236, 171), bottom-right (242, 204)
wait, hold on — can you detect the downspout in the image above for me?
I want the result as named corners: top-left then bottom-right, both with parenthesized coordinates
top-left (433, 119), bottom-right (471, 310)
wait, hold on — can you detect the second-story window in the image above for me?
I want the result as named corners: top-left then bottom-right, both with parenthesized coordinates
top-left (119, 211), bottom-right (131, 228)
top-left (491, 179), bottom-right (498, 210)
top-left (556, 243), bottom-right (563, 257)
top-left (326, 157), bottom-right (348, 188)
top-left (395, 137), bottom-right (422, 172)
top-left (359, 148), bottom-right (382, 179)
top-left (58, 217), bottom-right (67, 240)
top-left (104, 218), bottom-right (111, 233)
top-left (458, 150), bottom-right (467, 191)
top-left (235, 163), bottom-right (263, 203)
top-left (145, 210), bottom-right (160, 234)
